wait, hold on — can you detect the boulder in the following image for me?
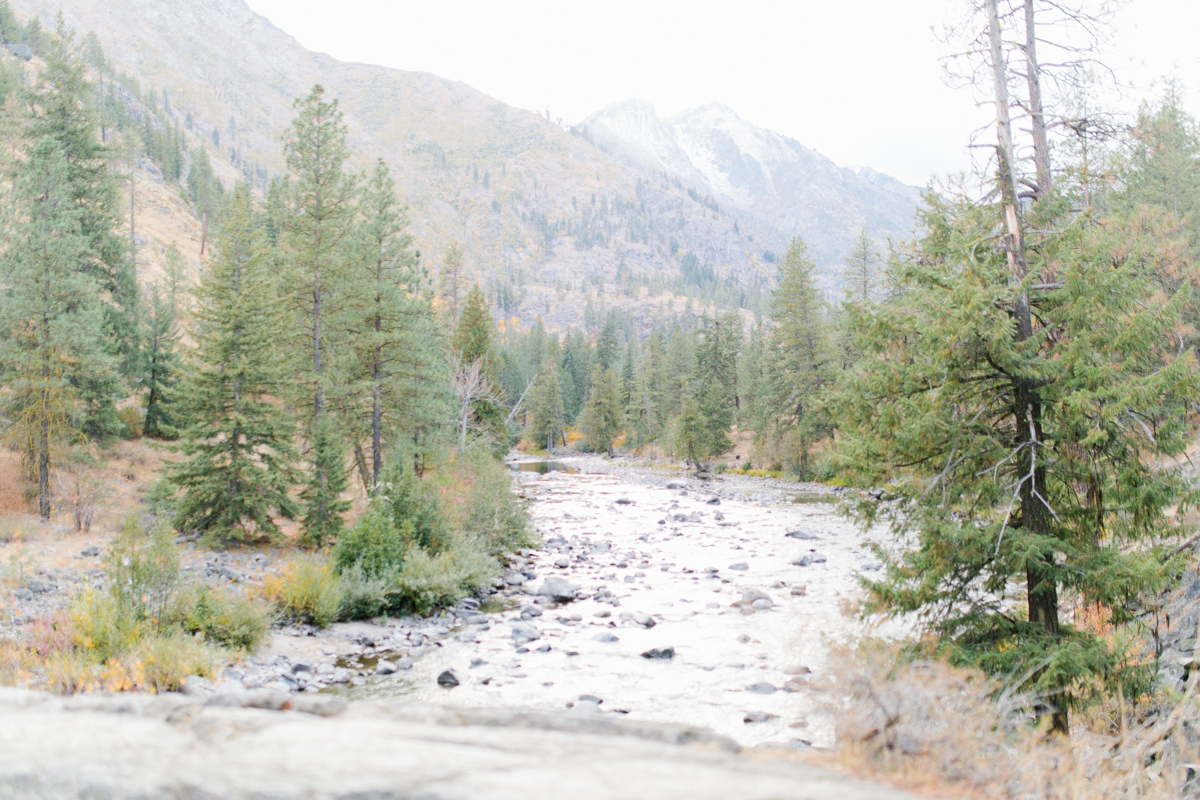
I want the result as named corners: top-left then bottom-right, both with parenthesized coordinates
top-left (536, 577), bottom-right (577, 601)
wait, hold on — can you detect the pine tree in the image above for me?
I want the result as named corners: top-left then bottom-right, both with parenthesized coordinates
top-left (25, 28), bottom-right (138, 386)
top-left (170, 186), bottom-right (299, 543)
top-left (765, 236), bottom-right (833, 474)
top-left (581, 365), bottom-right (623, 457)
top-left (299, 413), bottom-right (350, 546)
top-left (283, 84), bottom-right (356, 541)
top-left (344, 159), bottom-right (447, 487)
top-left (527, 359), bottom-right (565, 451)
top-left (0, 136), bottom-right (109, 519)
top-left (141, 281), bottom-right (180, 439)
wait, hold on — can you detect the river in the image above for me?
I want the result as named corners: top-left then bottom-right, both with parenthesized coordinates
top-left (337, 456), bottom-right (900, 749)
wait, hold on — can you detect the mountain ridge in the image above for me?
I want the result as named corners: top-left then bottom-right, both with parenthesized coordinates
top-left (10, 0), bottom-right (919, 326)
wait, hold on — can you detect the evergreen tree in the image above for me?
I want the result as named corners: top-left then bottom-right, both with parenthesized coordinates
top-left (344, 159), bottom-right (446, 487)
top-left (283, 84), bottom-right (356, 541)
top-left (595, 313), bottom-right (619, 372)
top-left (839, 179), bottom-right (1199, 731)
top-left (170, 186), bottom-right (299, 543)
top-left (299, 413), bottom-right (350, 546)
top-left (0, 136), bottom-right (108, 519)
top-left (765, 236), bottom-right (833, 474)
top-left (527, 359), bottom-right (565, 451)
top-left (581, 365), bottom-right (623, 457)
top-left (141, 281), bottom-right (180, 439)
top-left (25, 28), bottom-right (138, 386)
top-left (843, 228), bottom-right (881, 306)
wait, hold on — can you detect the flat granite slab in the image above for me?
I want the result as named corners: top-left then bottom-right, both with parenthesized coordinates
top-left (0, 689), bottom-right (919, 799)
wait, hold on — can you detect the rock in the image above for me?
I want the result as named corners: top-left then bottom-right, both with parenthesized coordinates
top-left (534, 644), bottom-right (552, 653)
top-left (741, 589), bottom-right (771, 605)
top-left (728, 563), bottom-right (749, 571)
top-left (521, 605), bottom-right (544, 619)
top-left (504, 572), bottom-right (526, 586)
top-left (615, 498), bottom-right (634, 505)
top-left (743, 711), bottom-right (779, 724)
top-left (578, 694), bottom-right (603, 705)
top-left (553, 556), bottom-right (570, 569)
top-left (179, 675), bottom-right (214, 696)
top-left (791, 556), bottom-right (812, 567)
top-left (511, 623), bottom-right (542, 644)
top-left (394, 657), bottom-right (413, 671)
top-left (436, 670), bottom-right (460, 688)
top-left (620, 611), bottom-right (656, 629)
top-left (536, 577), bottom-right (578, 601)
top-left (375, 660), bottom-right (397, 676)
top-left (783, 665), bottom-right (812, 676)
top-left (751, 599), bottom-right (773, 611)
top-left (593, 632), bottom-right (620, 643)
top-left (786, 530), bottom-right (818, 540)
top-left (861, 562), bottom-right (882, 572)
top-left (0, 689), bottom-right (927, 798)
top-left (747, 683), bottom-right (777, 694)
top-left (80, 546), bottom-right (101, 557)
top-left (790, 586), bottom-right (808, 597)
top-left (666, 479), bottom-right (687, 490)
top-left (810, 552), bottom-right (828, 564)
top-left (641, 648), bottom-right (675, 660)
top-left (706, 497), bottom-right (721, 505)
top-left (735, 634), bottom-right (752, 644)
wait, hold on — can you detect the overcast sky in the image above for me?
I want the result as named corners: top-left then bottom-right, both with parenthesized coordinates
top-left (243, 0), bottom-right (1200, 187)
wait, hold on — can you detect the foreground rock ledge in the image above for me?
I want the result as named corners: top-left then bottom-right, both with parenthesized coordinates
top-left (0, 689), bottom-right (916, 799)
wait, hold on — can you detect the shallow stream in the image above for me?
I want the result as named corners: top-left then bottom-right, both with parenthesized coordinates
top-left (350, 457), bottom-right (895, 748)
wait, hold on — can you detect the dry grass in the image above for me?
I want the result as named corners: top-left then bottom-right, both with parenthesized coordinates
top-left (825, 644), bottom-right (1195, 799)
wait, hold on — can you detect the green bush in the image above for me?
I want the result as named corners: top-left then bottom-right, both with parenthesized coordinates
top-left (105, 515), bottom-right (181, 635)
top-left (391, 536), bottom-right (499, 615)
top-left (179, 585), bottom-right (270, 651)
top-left (333, 505), bottom-right (412, 577)
top-left (459, 451), bottom-right (535, 557)
top-left (336, 563), bottom-right (390, 620)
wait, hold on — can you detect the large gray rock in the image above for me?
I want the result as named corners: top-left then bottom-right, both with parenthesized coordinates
top-left (536, 577), bottom-right (577, 601)
top-left (0, 690), bottom-right (918, 799)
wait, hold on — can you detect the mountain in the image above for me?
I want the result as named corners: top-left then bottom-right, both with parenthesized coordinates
top-left (8, 0), bottom-right (918, 328)
top-left (576, 99), bottom-right (922, 269)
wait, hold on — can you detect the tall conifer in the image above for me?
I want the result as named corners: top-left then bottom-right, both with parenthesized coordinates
top-left (170, 186), bottom-right (299, 543)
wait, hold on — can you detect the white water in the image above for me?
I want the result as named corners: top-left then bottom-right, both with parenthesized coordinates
top-left (353, 458), bottom-right (896, 748)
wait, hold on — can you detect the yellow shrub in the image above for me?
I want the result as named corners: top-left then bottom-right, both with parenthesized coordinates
top-left (262, 558), bottom-right (343, 628)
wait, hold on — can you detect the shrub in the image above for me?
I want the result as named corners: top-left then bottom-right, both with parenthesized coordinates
top-left (336, 562), bottom-right (390, 621)
top-left (179, 585), bottom-right (270, 651)
top-left (391, 537), bottom-right (499, 615)
top-left (130, 633), bottom-right (217, 693)
top-left (333, 505), bottom-right (412, 578)
top-left (117, 405), bottom-right (144, 439)
top-left (105, 515), bottom-right (180, 634)
top-left (458, 451), bottom-right (535, 557)
top-left (263, 558), bottom-right (343, 628)
top-left (69, 589), bottom-right (138, 665)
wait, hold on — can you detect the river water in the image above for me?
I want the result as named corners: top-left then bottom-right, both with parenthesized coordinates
top-left (351, 457), bottom-right (896, 749)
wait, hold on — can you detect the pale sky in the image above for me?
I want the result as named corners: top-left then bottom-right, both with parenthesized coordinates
top-left (243, 0), bottom-right (1200, 187)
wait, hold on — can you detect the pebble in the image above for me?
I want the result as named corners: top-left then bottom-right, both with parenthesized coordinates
top-left (436, 670), bottom-right (460, 688)
top-left (744, 711), bottom-right (779, 723)
top-left (593, 632), bottom-right (619, 643)
top-left (729, 562), bottom-right (749, 571)
top-left (747, 683), bottom-right (777, 694)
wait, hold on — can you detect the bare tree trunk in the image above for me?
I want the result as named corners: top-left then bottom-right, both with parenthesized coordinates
top-left (1024, 0), bottom-right (1052, 200)
top-left (987, 0), bottom-right (1066, 735)
top-left (200, 211), bottom-right (208, 256)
